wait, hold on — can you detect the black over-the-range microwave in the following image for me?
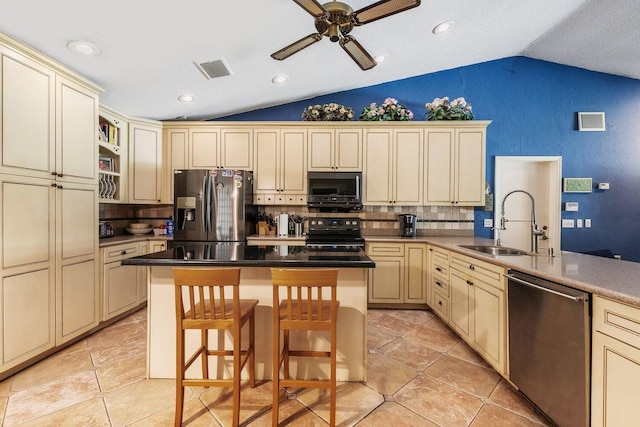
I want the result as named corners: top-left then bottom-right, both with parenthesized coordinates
top-left (307, 171), bottom-right (362, 211)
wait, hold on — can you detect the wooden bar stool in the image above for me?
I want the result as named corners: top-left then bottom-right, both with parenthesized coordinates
top-left (270, 268), bottom-right (340, 426)
top-left (173, 268), bottom-right (258, 427)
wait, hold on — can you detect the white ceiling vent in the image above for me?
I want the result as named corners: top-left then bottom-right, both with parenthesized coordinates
top-left (195, 59), bottom-right (233, 80)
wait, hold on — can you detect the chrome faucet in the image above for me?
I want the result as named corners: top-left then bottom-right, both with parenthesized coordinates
top-left (499, 189), bottom-right (548, 253)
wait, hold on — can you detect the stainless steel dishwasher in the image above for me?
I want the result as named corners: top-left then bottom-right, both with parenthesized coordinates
top-left (507, 270), bottom-right (591, 427)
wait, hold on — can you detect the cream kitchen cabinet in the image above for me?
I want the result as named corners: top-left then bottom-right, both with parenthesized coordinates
top-left (254, 127), bottom-right (306, 205)
top-left (0, 44), bottom-right (99, 186)
top-left (366, 242), bottom-right (428, 306)
top-left (307, 128), bottom-right (362, 171)
top-left (162, 125), bottom-right (253, 202)
top-left (0, 175), bottom-right (99, 372)
top-left (448, 252), bottom-right (507, 374)
top-left (591, 295), bottom-right (640, 426)
top-left (363, 128), bottom-right (423, 206)
top-left (424, 124), bottom-right (487, 206)
top-left (128, 118), bottom-right (163, 204)
top-left (428, 245), bottom-right (451, 320)
top-left (98, 106), bottom-right (127, 203)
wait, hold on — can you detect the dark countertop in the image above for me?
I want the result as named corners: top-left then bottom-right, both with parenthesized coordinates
top-left (121, 241), bottom-right (375, 268)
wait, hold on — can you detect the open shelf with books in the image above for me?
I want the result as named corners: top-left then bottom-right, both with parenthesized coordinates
top-left (98, 107), bottom-right (128, 203)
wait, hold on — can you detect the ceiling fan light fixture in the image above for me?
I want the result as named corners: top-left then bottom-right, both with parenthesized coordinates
top-left (177, 94), bottom-right (196, 103)
top-left (272, 74), bottom-right (289, 84)
top-left (374, 54), bottom-right (388, 63)
top-left (67, 40), bottom-right (101, 56)
top-left (432, 20), bottom-right (455, 34)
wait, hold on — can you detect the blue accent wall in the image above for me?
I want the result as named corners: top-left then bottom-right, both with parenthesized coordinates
top-left (219, 57), bottom-right (640, 262)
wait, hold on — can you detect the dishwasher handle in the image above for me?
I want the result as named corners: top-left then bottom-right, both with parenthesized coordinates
top-left (505, 274), bottom-right (585, 302)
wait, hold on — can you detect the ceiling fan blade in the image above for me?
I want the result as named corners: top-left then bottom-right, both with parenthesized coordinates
top-left (339, 36), bottom-right (377, 70)
top-left (271, 34), bottom-right (323, 60)
top-left (352, 0), bottom-right (421, 26)
top-left (293, 0), bottom-right (327, 18)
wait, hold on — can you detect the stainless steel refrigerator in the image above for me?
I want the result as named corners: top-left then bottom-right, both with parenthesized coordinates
top-left (173, 169), bottom-right (256, 242)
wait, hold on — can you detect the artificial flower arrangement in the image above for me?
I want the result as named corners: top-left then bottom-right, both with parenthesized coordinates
top-left (359, 97), bottom-right (414, 121)
top-left (425, 97), bottom-right (474, 120)
top-left (301, 103), bottom-right (355, 121)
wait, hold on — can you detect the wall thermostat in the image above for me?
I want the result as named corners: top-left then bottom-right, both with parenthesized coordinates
top-left (565, 202), bottom-right (579, 211)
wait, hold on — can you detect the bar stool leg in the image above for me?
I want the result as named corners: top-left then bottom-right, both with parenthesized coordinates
top-left (175, 327), bottom-right (185, 427)
top-left (233, 324), bottom-right (241, 427)
top-left (201, 329), bottom-right (209, 380)
top-left (273, 304), bottom-right (280, 426)
top-left (249, 311), bottom-right (256, 388)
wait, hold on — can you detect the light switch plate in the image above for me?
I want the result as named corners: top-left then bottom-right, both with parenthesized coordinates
top-left (562, 219), bottom-right (575, 228)
top-left (565, 202), bottom-right (579, 211)
top-left (483, 218), bottom-right (493, 228)
top-left (576, 219), bottom-right (583, 228)
top-left (585, 219), bottom-right (591, 228)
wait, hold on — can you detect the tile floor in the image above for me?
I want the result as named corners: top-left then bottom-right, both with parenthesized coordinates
top-left (0, 307), bottom-right (554, 426)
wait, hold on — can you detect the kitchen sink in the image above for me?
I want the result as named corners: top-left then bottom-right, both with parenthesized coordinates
top-left (458, 244), bottom-right (531, 256)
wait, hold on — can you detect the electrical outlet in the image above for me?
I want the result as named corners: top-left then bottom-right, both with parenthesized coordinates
top-left (585, 219), bottom-right (591, 228)
top-left (483, 218), bottom-right (493, 228)
top-left (576, 219), bottom-right (583, 228)
top-left (562, 219), bottom-right (575, 228)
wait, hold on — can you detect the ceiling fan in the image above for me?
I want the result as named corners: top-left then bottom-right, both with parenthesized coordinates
top-left (271, 0), bottom-right (421, 70)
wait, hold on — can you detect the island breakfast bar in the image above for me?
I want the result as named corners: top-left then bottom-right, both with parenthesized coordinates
top-left (122, 242), bottom-right (375, 382)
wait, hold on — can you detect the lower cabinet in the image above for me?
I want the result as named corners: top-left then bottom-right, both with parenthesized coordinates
top-left (591, 295), bottom-right (640, 426)
top-left (428, 247), bottom-right (507, 375)
top-left (101, 240), bottom-right (166, 321)
top-left (366, 242), bottom-right (427, 305)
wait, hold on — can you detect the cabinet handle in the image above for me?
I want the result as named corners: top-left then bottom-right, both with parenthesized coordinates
top-left (469, 264), bottom-right (475, 270)
top-left (438, 301), bottom-right (443, 306)
top-left (466, 280), bottom-right (474, 286)
top-left (435, 267), bottom-right (443, 272)
top-left (435, 281), bottom-right (443, 287)
top-left (51, 183), bottom-right (57, 188)
top-left (121, 250), bottom-right (127, 255)
top-left (51, 172), bottom-right (58, 176)
top-left (58, 173), bottom-right (63, 178)
top-left (57, 185), bottom-right (63, 189)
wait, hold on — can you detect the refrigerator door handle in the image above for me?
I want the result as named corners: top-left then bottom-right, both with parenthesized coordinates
top-left (206, 176), bottom-right (213, 233)
top-left (211, 176), bottom-right (218, 239)
top-left (202, 175), bottom-right (208, 233)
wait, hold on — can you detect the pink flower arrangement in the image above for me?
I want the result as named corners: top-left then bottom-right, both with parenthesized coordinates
top-left (359, 97), bottom-right (414, 121)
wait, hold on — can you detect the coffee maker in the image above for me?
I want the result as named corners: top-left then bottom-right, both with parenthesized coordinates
top-left (399, 214), bottom-right (417, 237)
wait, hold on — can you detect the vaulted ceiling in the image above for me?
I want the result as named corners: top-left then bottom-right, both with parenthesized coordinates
top-left (1, 0), bottom-right (637, 120)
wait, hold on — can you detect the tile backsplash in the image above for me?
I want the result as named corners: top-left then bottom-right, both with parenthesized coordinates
top-left (99, 204), bottom-right (173, 235)
top-left (262, 204), bottom-right (474, 237)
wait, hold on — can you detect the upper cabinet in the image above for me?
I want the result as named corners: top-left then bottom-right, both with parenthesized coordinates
top-left (161, 124), bottom-right (254, 202)
top-left (424, 124), bottom-right (487, 206)
top-left (308, 128), bottom-right (362, 171)
top-left (128, 118), bottom-right (163, 204)
top-left (0, 45), bottom-right (99, 185)
top-left (254, 127), bottom-right (307, 205)
top-left (363, 128), bottom-right (423, 206)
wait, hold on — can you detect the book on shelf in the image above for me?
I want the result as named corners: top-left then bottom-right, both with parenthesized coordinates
top-left (99, 122), bottom-right (118, 145)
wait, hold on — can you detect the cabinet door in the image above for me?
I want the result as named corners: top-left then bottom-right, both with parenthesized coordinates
top-left (592, 331), bottom-right (640, 427)
top-left (0, 47), bottom-right (55, 179)
top-left (334, 129), bottom-right (362, 171)
top-left (394, 129), bottom-right (423, 205)
top-left (363, 129), bottom-right (393, 204)
top-left (456, 128), bottom-right (486, 205)
top-left (164, 128), bottom-right (188, 203)
top-left (189, 128), bottom-right (219, 169)
top-left (221, 128), bottom-right (253, 170)
top-left (308, 130), bottom-right (334, 171)
top-left (405, 244), bottom-right (427, 303)
top-left (56, 76), bottom-right (98, 184)
top-left (103, 261), bottom-right (139, 320)
top-left (472, 279), bottom-right (505, 374)
top-left (129, 121), bottom-right (162, 203)
top-left (56, 182), bottom-right (99, 343)
top-left (449, 269), bottom-right (472, 341)
top-left (254, 129), bottom-right (279, 193)
top-left (280, 129), bottom-right (306, 193)
top-left (368, 256), bottom-right (404, 303)
top-left (424, 129), bottom-right (454, 205)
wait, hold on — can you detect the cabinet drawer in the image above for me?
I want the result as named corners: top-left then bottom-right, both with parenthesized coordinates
top-left (431, 274), bottom-right (449, 297)
top-left (366, 242), bottom-right (404, 257)
top-left (102, 243), bottom-right (140, 263)
top-left (432, 290), bottom-right (449, 321)
top-left (432, 260), bottom-right (449, 280)
top-left (593, 295), bottom-right (640, 350)
top-left (451, 252), bottom-right (505, 290)
top-left (430, 246), bottom-right (450, 264)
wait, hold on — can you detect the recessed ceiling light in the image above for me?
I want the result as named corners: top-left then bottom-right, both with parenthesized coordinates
top-left (272, 74), bottom-right (289, 84)
top-left (432, 20), bottom-right (455, 34)
top-left (177, 94), bottom-right (196, 103)
top-left (67, 40), bottom-right (101, 56)
top-left (374, 54), bottom-right (388, 64)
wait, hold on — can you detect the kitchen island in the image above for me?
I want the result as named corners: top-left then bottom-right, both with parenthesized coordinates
top-left (122, 242), bottom-right (375, 381)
